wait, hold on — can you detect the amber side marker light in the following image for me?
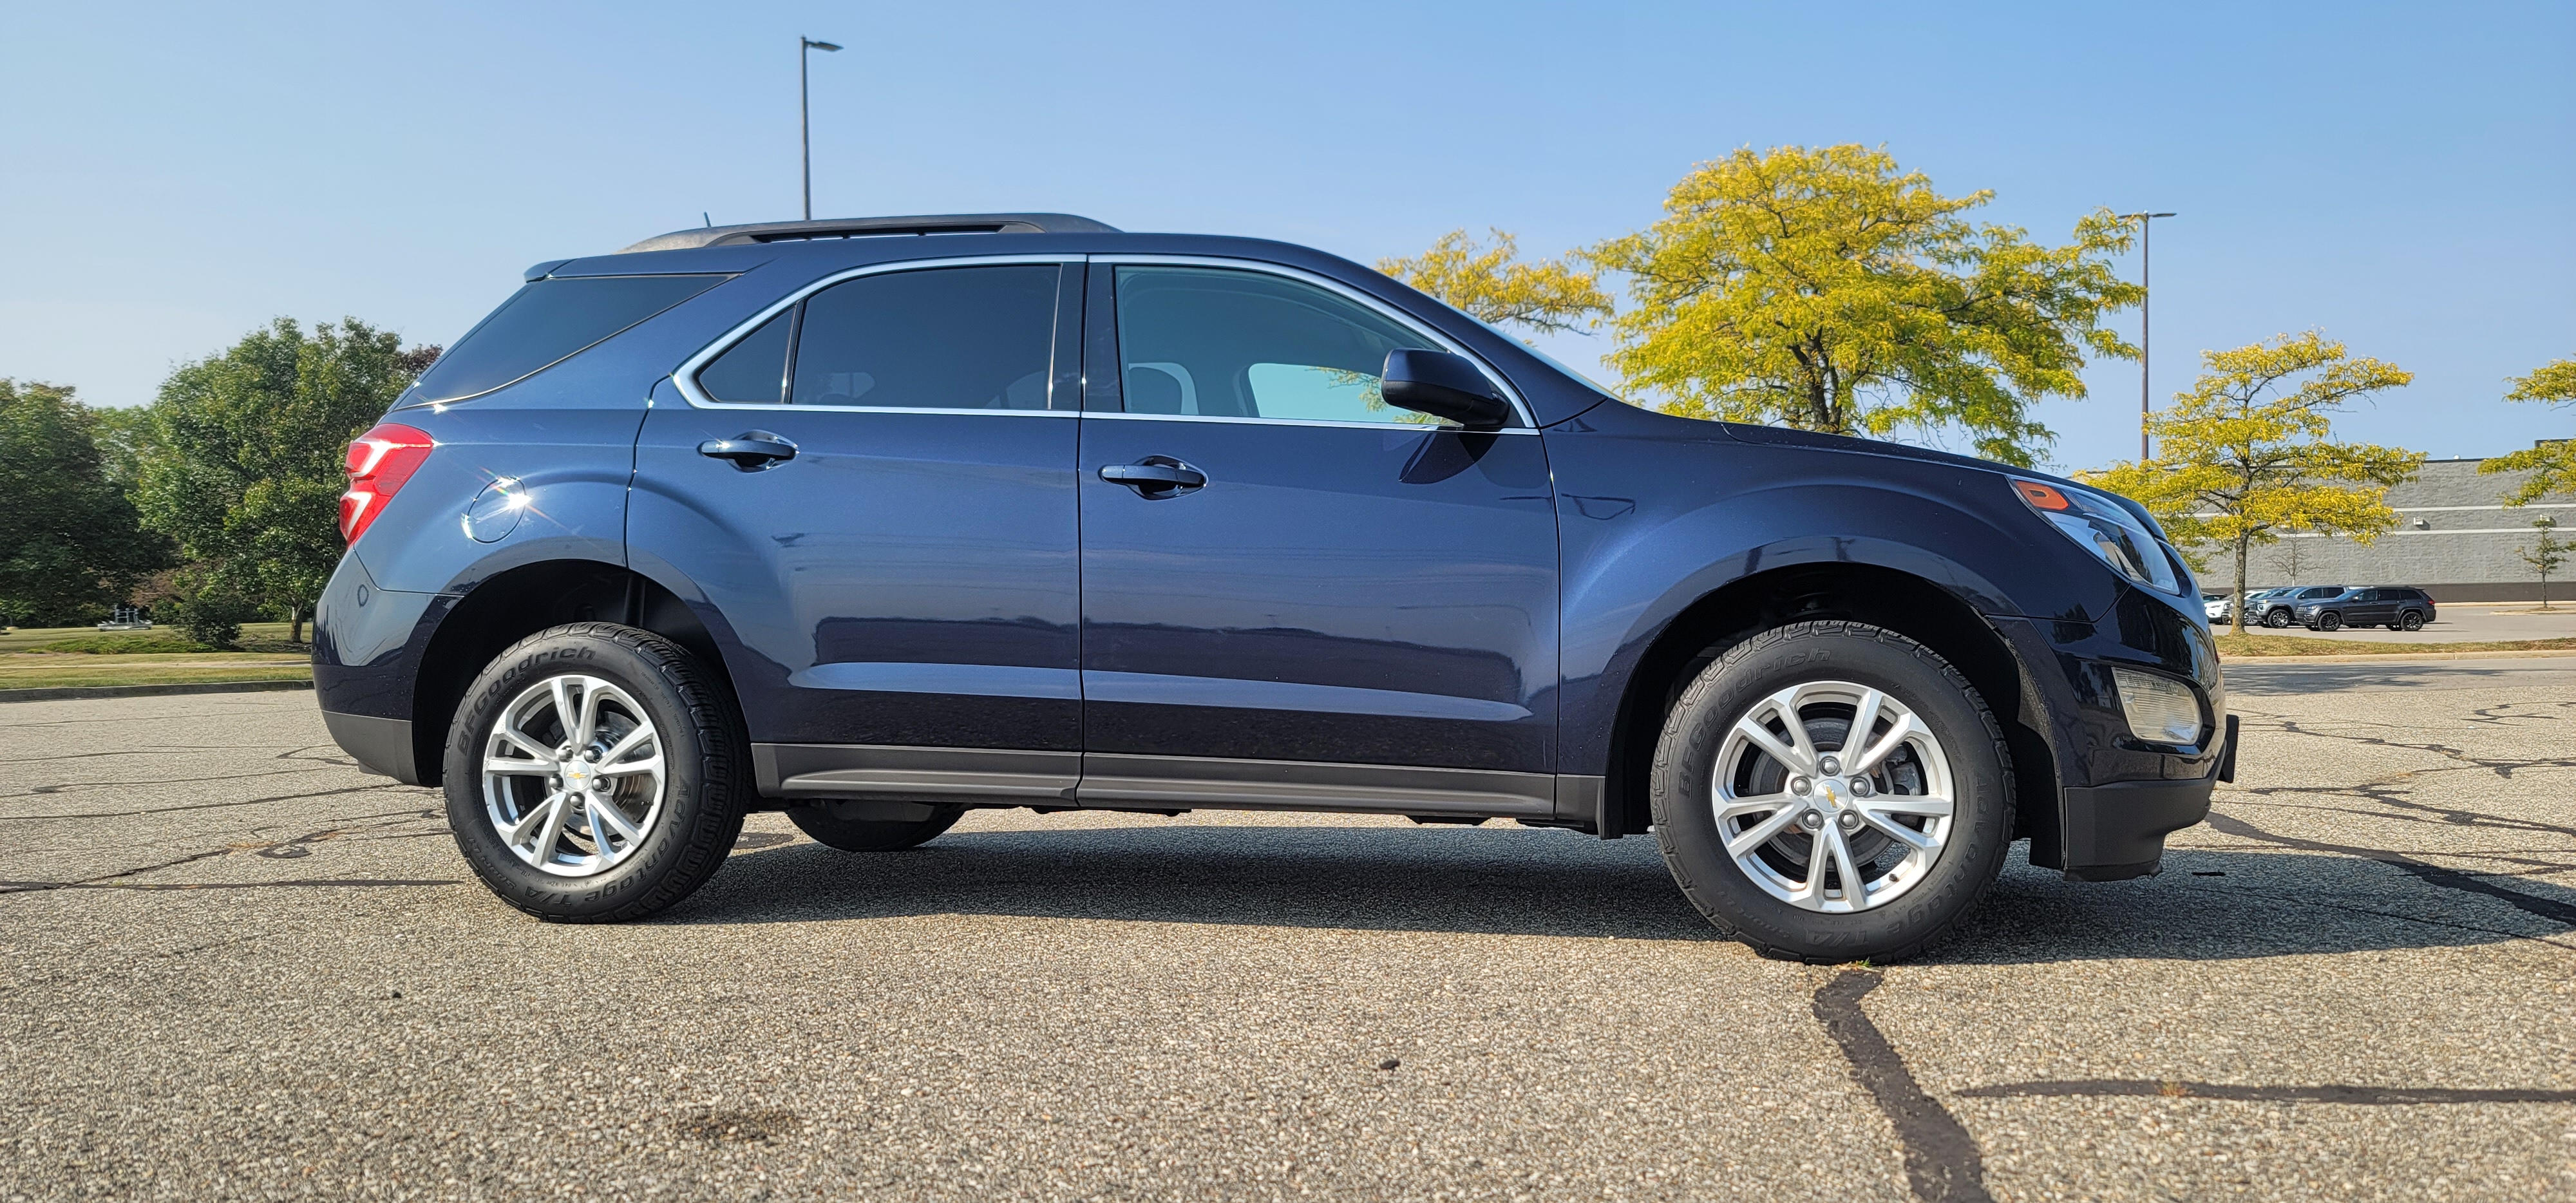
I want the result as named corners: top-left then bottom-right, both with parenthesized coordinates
top-left (2012, 480), bottom-right (2073, 512)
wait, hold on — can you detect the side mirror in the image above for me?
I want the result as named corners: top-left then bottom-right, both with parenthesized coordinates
top-left (1380, 349), bottom-right (1511, 429)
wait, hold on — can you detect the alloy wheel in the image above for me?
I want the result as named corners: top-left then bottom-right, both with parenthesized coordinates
top-left (1710, 681), bottom-right (1956, 914)
top-left (480, 674), bottom-right (667, 876)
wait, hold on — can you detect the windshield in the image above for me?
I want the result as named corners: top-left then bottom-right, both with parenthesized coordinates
top-left (1461, 315), bottom-right (1624, 403)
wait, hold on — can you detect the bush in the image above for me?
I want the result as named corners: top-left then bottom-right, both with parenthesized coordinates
top-left (165, 592), bottom-right (257, 651)
top-left (32, 634), bottom-right (212, 654)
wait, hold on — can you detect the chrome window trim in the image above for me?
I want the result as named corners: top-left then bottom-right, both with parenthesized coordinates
top-left (668, 253), bottom-right (1086, 414)
top-left (1081, 411), bottom-right (1535, 435)
top-left (1089, 253), bottom-right (1538, 430)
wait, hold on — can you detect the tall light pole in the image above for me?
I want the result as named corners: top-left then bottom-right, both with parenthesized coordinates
top-left (800, 36), bottom-right (842, 220)
top-left (2119, 211), bottom-right (2177, 460)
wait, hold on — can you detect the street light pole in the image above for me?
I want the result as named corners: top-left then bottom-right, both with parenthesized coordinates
top-left (2119, 211), bottom-right (2177, 460)
top-left (800, 36), bottom-right (843, 221)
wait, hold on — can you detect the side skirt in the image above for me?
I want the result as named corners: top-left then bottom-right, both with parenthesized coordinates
top-left (752, 743), bottom-right (1603, 825)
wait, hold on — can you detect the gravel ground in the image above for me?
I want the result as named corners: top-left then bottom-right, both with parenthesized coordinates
top-left (2, 668), bottom-right (2571, 1202)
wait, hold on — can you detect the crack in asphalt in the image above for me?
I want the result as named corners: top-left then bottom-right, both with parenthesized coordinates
top-left (0, 782), bottom-right (413, 822)
top-left (0, 876), bottom-right (460, 892)
top-left (2159, 877), bottom-right (2576, 954)
top-left (2246, 711), bottom-right (2576, 782)
top-left (1811, 969), bottom-right (1991, 1203)
top-left (5, 763), bottom-right (339, 798)
top-left (1956, 1079), bottom-right (2576, 1105)
top-left (2204, 811), bottom-right (2576, 927)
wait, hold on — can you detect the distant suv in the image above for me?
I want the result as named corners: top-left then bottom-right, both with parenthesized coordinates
top-left (2247, 585), bottom-right (2345, 629)
top-left (2297, 587), bottom-right (2436, 632)
top-left (315, 214), bottom-right (2235, 962)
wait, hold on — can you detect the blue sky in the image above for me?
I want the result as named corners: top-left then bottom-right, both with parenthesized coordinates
top-left (2, 1), bottom-right (2567, 471)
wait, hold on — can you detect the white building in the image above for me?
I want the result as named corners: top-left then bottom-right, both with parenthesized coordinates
top-left (2232, 457), bottom-right (2570, 602)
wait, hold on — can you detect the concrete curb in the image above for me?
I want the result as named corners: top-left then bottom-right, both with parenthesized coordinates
top-left (0, 679), bottom-right (314, 704)
top-left (2222, 649), bottom-right (2576, 665)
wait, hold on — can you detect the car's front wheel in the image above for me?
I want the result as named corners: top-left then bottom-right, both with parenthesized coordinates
top-left (444, 623), bottom-right (749, 922)
top-left (2262, 609), bottom-right (2293, 629)
top-left (2316, 612), bottom-right (2344, 631)
top-left (1649, 621), bottom-right (2013, 963)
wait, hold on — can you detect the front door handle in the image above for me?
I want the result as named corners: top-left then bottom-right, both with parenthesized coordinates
top-left (1099, 458), bottom-right (1206, 497)
top-left (699, 431), bottom-right (798, 471)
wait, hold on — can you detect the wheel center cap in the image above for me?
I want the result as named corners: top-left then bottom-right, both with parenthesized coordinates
top-left (562, 761), bottom-right (596, 789)
top-left (1818, 779), bottom-right (1846, 808)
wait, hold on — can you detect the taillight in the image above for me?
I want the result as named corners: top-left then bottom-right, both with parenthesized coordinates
top-left (340, 423), bottom-right (436, 544)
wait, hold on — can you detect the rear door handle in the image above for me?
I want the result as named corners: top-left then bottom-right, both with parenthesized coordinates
top-left (1099, 459), bottom-right (1206, 497)
top-left (699, 431), bottom-right (798, 471)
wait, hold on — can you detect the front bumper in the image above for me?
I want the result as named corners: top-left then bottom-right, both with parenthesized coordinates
top-left (1992, 587), bottom-right (2233, 881)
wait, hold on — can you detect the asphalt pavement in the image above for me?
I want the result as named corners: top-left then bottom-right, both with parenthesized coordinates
top-left (3, 665), bottom-right (2571, 1201)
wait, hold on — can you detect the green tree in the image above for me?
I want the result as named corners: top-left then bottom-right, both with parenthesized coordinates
top-left (1586, 144), bottom-right (2144, 466)
top-left (1379, 229), bottom-right (1613, 334)
top-left (2521, 516), bottom-right (2566, 611)
top-left (2083, 332), bottom-right (2423, 632)
top-left (0, 380), bottom-right (169, 627)
top-left (2477, 357), bottom-right (2574, 506)
top-left (135, 318), bottom-right (432, 643)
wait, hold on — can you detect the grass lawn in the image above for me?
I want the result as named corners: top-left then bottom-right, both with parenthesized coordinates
top-left (2213, 632), bottom-right (2576, 658)
top-left (0, 623), bottom-right (310, 690)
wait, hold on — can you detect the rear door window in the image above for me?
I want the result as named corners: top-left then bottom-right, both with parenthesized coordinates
top-left (413, 274), bottom-right (727, 403)
top-left (788, 266), bottom-right (1059, 410)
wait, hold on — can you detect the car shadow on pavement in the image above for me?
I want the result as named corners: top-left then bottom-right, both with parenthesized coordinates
top-left (672, 824), bottom-right (2571, 961)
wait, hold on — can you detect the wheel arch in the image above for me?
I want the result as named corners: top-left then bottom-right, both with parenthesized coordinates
top-left (409, 559), bottom-right (728, 787)
top-left (1595, 561), bottom-right (2062, 862)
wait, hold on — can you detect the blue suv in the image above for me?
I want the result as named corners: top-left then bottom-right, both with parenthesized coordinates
top-left (316, 213), bottom-right (2234, 961)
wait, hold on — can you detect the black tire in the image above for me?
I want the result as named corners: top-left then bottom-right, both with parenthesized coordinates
top-left (2262, 609), bottom-right (2293, 629)
top-left (2316, 612), bottom-right (2343, 631)
top-left (2401, 611), bottom-right (2426, 632)
top-left (443, 623), bottom-right (749, 922)
top-left (786, 801), bottom-right (966, 851)
top-left (1649, 621), bottom-right (2014, 963)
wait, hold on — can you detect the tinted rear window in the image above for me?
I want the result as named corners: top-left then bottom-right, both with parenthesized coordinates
top-left (788, 266), bottom-right (1057, 410)
top-left (412, 274), bottom-right (727, 403)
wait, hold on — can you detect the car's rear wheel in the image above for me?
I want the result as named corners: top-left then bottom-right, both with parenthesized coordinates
top-left (2316, 612), bottom-right (2344, 631)
top-left (444, 623), bottom-right (748, 922)
top-left (2262, 609), bottom-right (2293, 629)
top-left (786, 800), bottom-right (966, 851)
top-left (1649, 621), bottom-right (2012, 963)
top-left (2401, 611), bottom-right (2426, 631)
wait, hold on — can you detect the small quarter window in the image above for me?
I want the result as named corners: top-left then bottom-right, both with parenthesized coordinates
top-left (696, 309), bottom-right (793, 404)
top-left (414, 274), bottom-right (726, 403)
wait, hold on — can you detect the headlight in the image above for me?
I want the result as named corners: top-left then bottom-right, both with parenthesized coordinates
top-left (2110, 666), bottom-right (2204, 744)
top-left (2011, 480), bottom-right (2181, 594)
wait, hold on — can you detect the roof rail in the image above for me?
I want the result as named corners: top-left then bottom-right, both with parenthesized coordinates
top-left (618, 213), bottom-right (1121, 254)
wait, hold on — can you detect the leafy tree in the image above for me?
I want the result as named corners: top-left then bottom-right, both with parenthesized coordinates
top-left (2477, 357), bottom-right (2574, 506)
top-left (0, 380), bottom-right (169, 627)
top-left (135, 318), bottom-right (433, 643)
top-left (2083, 332), bottom-right (2422, 632)
top-left (1379, 229), bottom-right (1612, 334)
top-left (2521, 517), bottom-right (2566, 611)
top-left (1585, 144), bottom-right (2143, 467)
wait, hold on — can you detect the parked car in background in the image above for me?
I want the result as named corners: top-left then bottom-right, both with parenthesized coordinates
top-left (2295, 587), bottom-right (2436, 632)
top-left (314, 212), bottom-right (2235, 964)
top-left (2202, 592), bottom-right (2231, 623)
top-left (2249, 585), bottom-right (2346, 629)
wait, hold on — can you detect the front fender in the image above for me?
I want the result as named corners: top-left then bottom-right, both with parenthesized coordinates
top-left (1543, 409), bottom-right (2126, 779)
